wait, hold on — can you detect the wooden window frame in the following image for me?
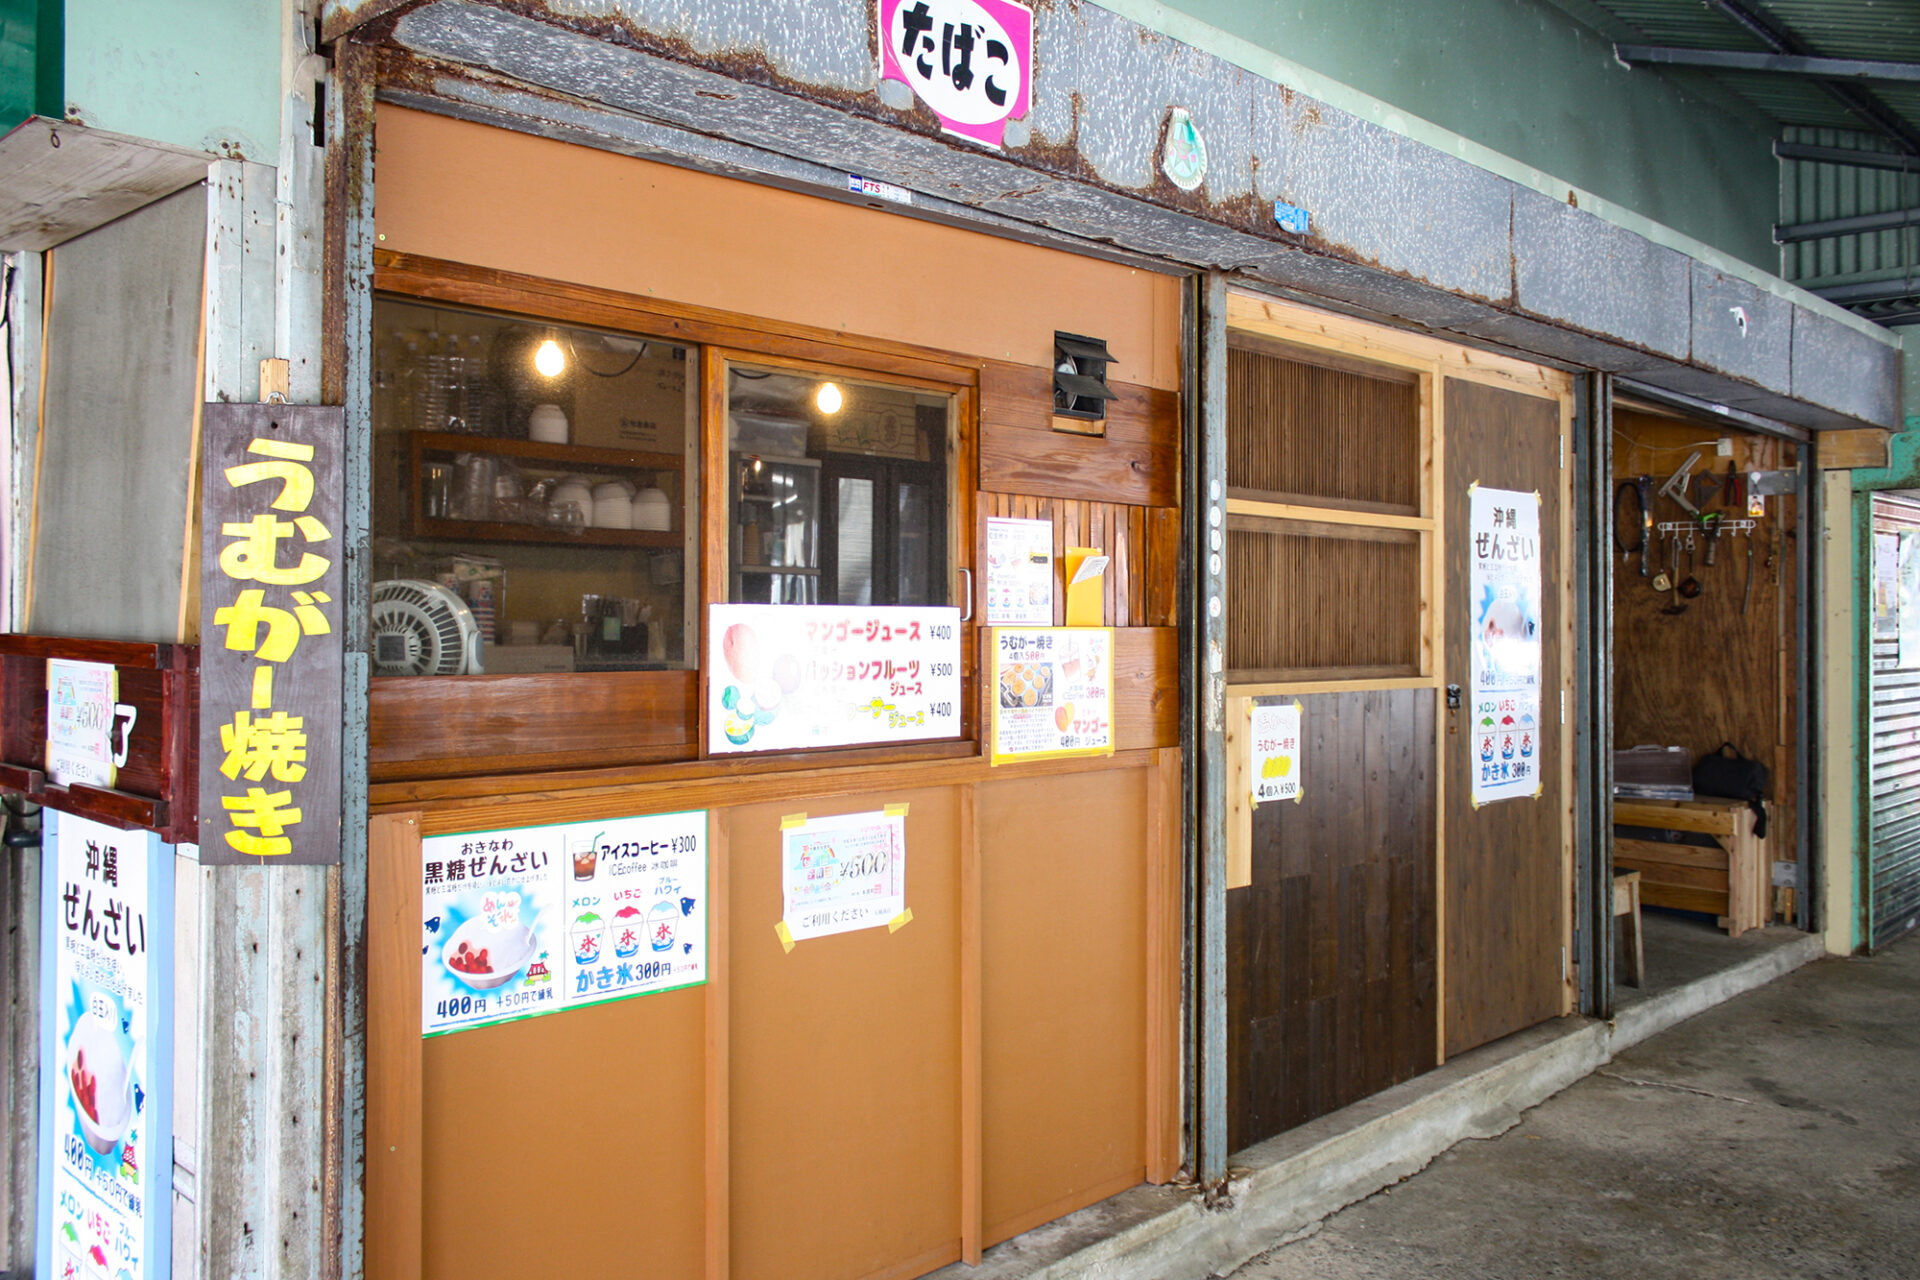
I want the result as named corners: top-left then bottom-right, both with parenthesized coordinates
top-left (368, 251), bottom-right (980, 782)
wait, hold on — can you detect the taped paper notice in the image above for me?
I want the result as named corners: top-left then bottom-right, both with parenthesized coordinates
top-left (1249, 701), bottom-right (1302, 804)
top-left (888, 908), bottom-right (914, 932)
top-left (780, 809), bottom-right (907, 943)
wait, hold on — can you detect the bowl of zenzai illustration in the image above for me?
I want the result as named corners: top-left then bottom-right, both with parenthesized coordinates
top-left (441, 915), bottom-right (537, 991)
top-left (67, 1010), bottom-right (133, 1155)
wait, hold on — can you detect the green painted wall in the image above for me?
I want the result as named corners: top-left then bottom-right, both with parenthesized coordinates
top-left (1, 0), bottom-right (63, 132)
top-left (63, 0), bottom-right (282, 162)
top-left (1155, 0), bottom-right (1782, 271)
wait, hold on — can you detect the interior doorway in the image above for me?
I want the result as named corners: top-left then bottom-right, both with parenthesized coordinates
top-left (1608, 398), bottom-right (1805, 991)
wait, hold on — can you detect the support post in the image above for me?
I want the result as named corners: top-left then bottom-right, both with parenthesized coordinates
top-left (1193, 272), bottom-right (1230, 1189)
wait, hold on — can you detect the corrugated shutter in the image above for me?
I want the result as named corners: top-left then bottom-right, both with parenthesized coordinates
top-left (1870, 492), bottom-right (1920, 949)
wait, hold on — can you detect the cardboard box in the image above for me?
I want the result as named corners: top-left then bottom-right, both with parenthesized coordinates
top-left (570, 346), bottom-right (689, 454)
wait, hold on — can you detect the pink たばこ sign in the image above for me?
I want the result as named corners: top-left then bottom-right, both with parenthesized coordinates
top-left (880, 0), bottom-right (1033, 148)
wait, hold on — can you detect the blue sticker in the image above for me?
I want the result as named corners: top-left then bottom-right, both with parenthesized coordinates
top-left (1273, 200), bottom-right (1311, 235)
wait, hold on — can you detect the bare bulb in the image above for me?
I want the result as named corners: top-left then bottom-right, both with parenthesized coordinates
top-left (815, 381), bottom-right (844, 414)
top-left (534, 337), bottom-right (566, 377)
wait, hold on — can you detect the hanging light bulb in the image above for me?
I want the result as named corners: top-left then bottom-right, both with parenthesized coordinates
top-left (534, 334), bottom-right (567, 378)
top-left (815, 381), bottom-right (844, 414)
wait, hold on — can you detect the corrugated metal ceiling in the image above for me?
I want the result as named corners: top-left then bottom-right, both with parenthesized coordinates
top-left (1577, 0), bottom-right (1920, 322)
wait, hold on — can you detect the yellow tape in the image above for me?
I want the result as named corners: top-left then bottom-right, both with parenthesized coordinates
top-left (774, 920), bottom-right (795, 952)
top-left (884, 802), bottom-right (910, 818)
top-left (780, 813), bottom-right (807, 830)
top-left (888, 908), bottom-right (913, 933)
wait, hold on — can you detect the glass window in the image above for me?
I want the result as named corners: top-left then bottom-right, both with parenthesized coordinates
top-left (726, 363), bottom-right (952, 608)
top-left (370, 297), bottom-right (699, 676)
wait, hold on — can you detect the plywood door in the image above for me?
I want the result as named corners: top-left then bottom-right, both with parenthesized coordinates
top-left (1226, 689), bottom-right (1437, 1150)
top-left (1442, 379), bottom-right (1568, 1058)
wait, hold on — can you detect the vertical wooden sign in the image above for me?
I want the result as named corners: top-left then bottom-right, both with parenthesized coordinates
top-left (198, 403), bottom-right (345, 865)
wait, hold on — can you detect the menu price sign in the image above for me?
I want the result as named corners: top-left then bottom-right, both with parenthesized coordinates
top-left (45, 659), bottom-right (123, 789)
top-left (779, 809), bottom-right (908, 945)
top-left (985, 517), bottom-right (1054, 624)
top-left (1468, 485), bottom-right (1544, 806)
top-left (423, 811), bottom-right (709, 1037)
top-left (199, 403), bottom-right (345, 864)
top-left (707, 604), bottom-right (962, 754)
top-left (37, 810), bottom-right (172, 1280)
top-left (989, 627), bottom-right (1114, 764)
top-left (1250, 701), bottom-right (1303, 804)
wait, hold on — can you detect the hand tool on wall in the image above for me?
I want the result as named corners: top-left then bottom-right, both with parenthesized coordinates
top-left (1615, 478), bottom-right (1652, 577)
top-left (1660, 535), bottom-right (1688, 615)
top-left (1702, 512), bottom-right (1722, 566)
top-left (1742, 530), bottom-right (1755, 615)
top-left (1657, 450), bottom-right (1703, 518)
top-left (1678, 528), bottom-right (1701, 599)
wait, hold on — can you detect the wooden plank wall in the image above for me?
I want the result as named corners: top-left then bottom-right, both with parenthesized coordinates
top-left (1611, 407), bottom-right (1799, 875)
top-left (1224, 523), bottom-right (1422, 673)
top-left (1225, 340), bottom-right (1420, 512)
top-left (1226, 688), bottom-right (1437, 1149)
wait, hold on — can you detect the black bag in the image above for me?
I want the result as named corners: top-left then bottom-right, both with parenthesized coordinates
top-left (1692, 743), bottom-right (1769, 838)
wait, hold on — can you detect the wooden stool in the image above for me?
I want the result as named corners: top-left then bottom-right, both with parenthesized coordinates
top-left (1613, 870), bottom-right (1644, 988)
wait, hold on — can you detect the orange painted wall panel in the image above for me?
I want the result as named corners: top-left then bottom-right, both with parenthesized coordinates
top-left (979, 769), bottom-right (1149, 1242)
top-left (374, 106), bottom-right (1183, 390)
top-left (726, 790), bottom-right (963, 1280)
top-left (421, 984), bottom-right (708, 1280)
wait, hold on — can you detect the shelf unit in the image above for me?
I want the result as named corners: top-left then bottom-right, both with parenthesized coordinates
top-left (407, 430), bottom-right (683, 548)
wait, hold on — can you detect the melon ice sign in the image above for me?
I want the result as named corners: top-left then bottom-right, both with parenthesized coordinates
top-left (1468, 485), bottom-right (1544, 806)
top-left (707, 604), bottom-right (962, 754)
top-left (422, 811), bottom-right (708, 1036)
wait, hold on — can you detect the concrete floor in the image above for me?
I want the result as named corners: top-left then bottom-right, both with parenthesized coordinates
top-left (1232, 930), bottom-right (1920, 1280)
top-left (1617, 908), bottom-right (1808, 1004)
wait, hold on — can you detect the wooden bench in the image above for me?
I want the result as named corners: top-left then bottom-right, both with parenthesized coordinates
top-left (1613, 796), bottom-right (1769, 938)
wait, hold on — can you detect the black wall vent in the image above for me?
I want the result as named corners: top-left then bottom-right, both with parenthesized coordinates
top-left (1053, 332), bottom-right (1118, 421)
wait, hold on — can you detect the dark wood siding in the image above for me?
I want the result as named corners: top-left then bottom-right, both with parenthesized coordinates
top-left (1227, 688), bottom-right (1437, 1151)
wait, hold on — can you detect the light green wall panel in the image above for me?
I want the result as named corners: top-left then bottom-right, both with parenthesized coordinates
top-left (1155, 0), bottom-right (1781, 271)
top-left (64, 0), bottom-right (281, 162)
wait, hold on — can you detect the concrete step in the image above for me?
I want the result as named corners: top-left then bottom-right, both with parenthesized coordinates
top-left (935, 930), bottom-right (1827, 1280)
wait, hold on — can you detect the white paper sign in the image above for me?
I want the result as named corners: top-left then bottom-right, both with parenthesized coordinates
top-left (1469, 486), bottom-right (1544, 805)
top-left (45, 659), bottom-right (120, 789)
top-left (1900, 532), bottom-right (1920, 671)
top-left (707, 604), bottom-right (961, 753)
top-left (1250, 701), bottom-right (1303, 804)
top-left (989, 627), bottom-right (1114, 762)
top-left (47, 813), bottom-right (164, 1280)
top-left (780, 809), bottom-right (907, 942)
top-left (422, 811), bottom-right (708, 1036)
top-left (985, 517), bottom-right (1055, 624)
top-left (1874, 530), bottom-right (1899, 643)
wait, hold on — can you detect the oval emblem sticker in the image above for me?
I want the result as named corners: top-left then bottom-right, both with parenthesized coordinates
top-left (880, 0), bottom-right (1034, 148)
top-left (1163, 107), bottom-right (1208, 191)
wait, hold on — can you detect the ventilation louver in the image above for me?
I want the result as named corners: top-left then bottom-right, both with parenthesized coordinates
top-left (1053, 331), bottom-right (1118, 421)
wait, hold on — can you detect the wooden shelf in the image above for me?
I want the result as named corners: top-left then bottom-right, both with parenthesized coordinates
top-left (406, 429), bottom-right (684, 546)
top-left (412, 429), bottom-right (680, 473)
top-left (411, 515), bottom-right (680, 549)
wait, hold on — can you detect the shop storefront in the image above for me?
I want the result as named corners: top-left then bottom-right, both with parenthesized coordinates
top-left (359, 106), bottom-right (1185, 1280)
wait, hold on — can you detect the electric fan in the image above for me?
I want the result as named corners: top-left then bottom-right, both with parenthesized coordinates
top-left (370, 579), bottom-right (486, 676)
